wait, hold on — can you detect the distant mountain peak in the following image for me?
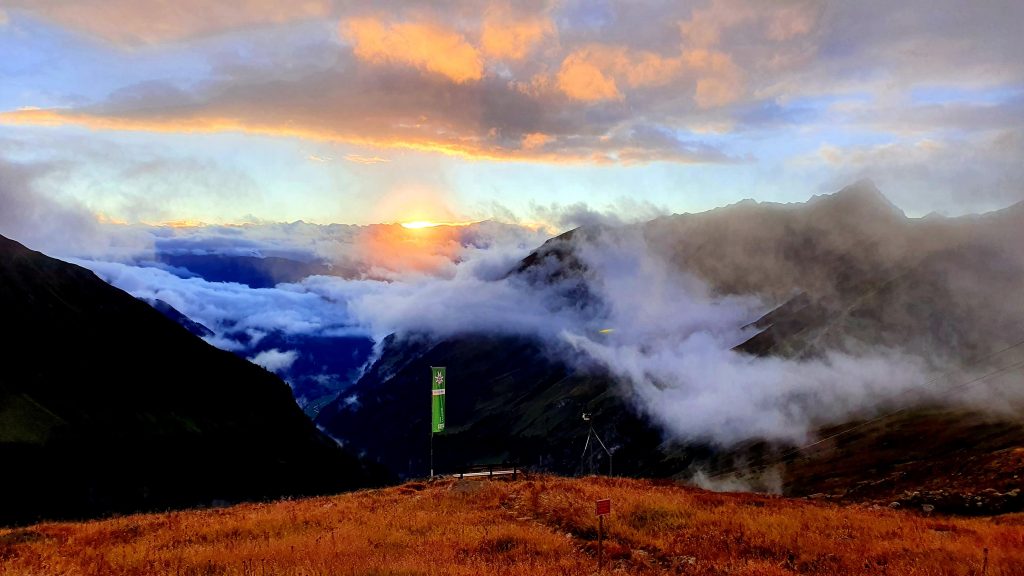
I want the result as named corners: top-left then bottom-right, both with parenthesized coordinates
top-left (808, 179), bottom-right (906, 220)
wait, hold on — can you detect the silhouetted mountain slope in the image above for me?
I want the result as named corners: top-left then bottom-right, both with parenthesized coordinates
top-left (140, 297), bottom-right (215, 338)
top-left (135, 297), bottom-right (375, 413)
top-left (0, 234), bottom-right (387, 526)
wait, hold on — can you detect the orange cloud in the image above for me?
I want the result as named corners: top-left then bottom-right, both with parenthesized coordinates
top-left (680, 0), bottom-right (819, 48)
top-left (676, 0), bottom-right (819, 105)
top-left (521, 132), bottom-right (553, 150)
top-left (0, 105), bottom-right (730, 165)
top-left (481, 12), bottom-right (554, 60)
top-left (344, 154), bottom-right (390, 165)
top-left (555, 45), bottom-right (687, 102)
top-left (556, 52), bottom-right (622, 102)
top-left (672, 0), bottom-right (825, 108)
top-left (555, 36), bottom-right (744, 109)
top-left (621, 52), bottom-right (685, 89)
top-left (7, 0), bottom-right (331, 45)
top-left (343, 17), bottom-right (483, 83)
top-left (683, 49), bottom-right (744, 108)
top-left (591, 46), bottom-right (685, 89)
top-left (0, 107), bottom-right (495, 160)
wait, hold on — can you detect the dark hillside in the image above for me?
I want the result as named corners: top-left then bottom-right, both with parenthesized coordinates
top-left (0, 234), bottom-right (386, 525)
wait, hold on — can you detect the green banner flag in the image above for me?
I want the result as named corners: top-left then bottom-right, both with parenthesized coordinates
top-left (431, 366), bottom-right (446, 433)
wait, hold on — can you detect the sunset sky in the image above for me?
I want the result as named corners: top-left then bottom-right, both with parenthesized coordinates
top-left (1, 0), bottom-right (1022, 227)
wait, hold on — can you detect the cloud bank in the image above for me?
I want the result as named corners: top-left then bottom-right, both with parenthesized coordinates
top-left (0, 156), bottom-right (153, 259)
top-left (249, 348), bottom-right (299, 374)
top-left (311, 227), bottom-right (945, 446)
top-left (52, 184), bottom-right (1024, 450)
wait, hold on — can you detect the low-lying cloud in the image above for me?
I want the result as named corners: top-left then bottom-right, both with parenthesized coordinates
top-left (249, 348), bottom-right (299, 374)
top-left (305, 228), bottom-right (946, 446)
top-left (76, 258), bottom-right (356, 342)
top-left (66, 187), bottom-right (1024, 451)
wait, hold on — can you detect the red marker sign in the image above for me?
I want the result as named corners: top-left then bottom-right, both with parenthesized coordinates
top-left (595, 499), bottom-right (612, 571)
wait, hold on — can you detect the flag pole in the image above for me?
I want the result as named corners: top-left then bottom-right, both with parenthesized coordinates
top-left (430, 366), bottom-right (446, 480)
top-left (430, 366), bottom-right (434, 480)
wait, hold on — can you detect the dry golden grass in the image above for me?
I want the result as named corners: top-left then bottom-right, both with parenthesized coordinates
top-left (2, 475), bottom-right (1023, 575)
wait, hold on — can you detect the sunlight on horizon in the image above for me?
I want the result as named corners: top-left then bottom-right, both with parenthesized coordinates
top-left (400, 221), bottom-right (442, 229)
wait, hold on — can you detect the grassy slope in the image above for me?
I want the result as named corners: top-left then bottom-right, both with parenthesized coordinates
top-left (0, 393), bottom-right (64, 445)
top-left (2, 476), bottom-right (1023, 576)
top-left (780, 409), bottom-right (1024, 513)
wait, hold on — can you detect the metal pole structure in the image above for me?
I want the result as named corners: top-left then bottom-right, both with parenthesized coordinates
top-left (590, 426), bottom-right (613, 477)
top-left (430, 432), bottom-right (434, 479)
top-left (580, 427), bottom-right (593, 475)
top-left (598, 515), bottom-right (604, 572)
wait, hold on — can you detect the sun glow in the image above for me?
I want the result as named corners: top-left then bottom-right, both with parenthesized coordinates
top-left (400, 220), bottom-right (479, 229)
top-left (400, 221), bottom-right (442, 229)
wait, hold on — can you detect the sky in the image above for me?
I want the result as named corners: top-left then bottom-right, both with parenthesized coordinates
top-left (1, 0), bottom-right (1023, 227)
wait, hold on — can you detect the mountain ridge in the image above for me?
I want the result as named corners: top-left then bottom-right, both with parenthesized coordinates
top-left (0, 233), bottom-right (387, 526)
